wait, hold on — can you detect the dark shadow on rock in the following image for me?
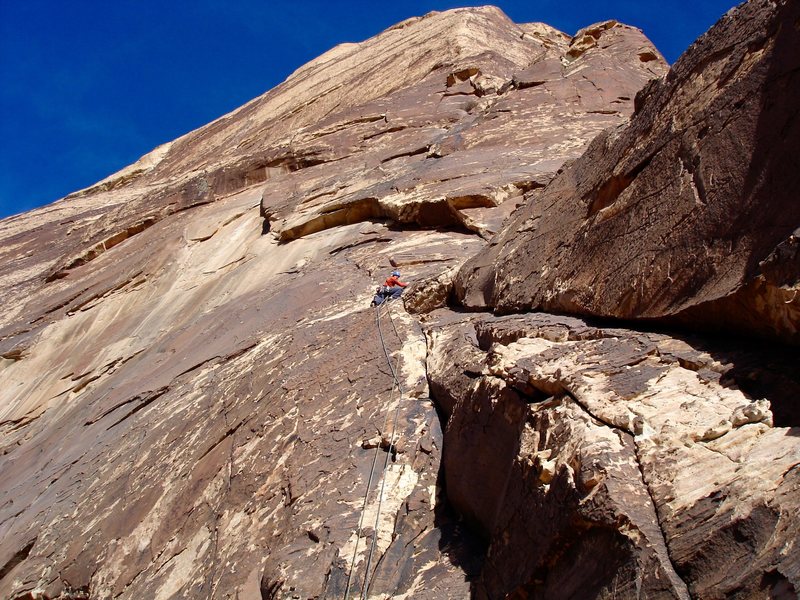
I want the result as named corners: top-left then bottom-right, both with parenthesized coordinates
top-left (656, 328), bottom-right (800, 428)
top-left (518, 309), bottom-right (800, 429)
top-left (431, 401), bottom-right (487, 594)
top-left (760, 569), bottom-right (799, 600)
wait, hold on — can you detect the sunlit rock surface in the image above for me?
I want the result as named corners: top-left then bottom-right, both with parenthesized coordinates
top-left (426, 312), bottom-right (799, 598)
top-left (1, 3), bottom-right (797, 600)
top-left (455, 0), bottom-right (800, 346)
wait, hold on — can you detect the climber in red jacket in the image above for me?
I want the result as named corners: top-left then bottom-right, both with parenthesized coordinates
top-left (371, 270), bottom-right (408, 306)
top-left (384, 270), bottom-right (408, 294)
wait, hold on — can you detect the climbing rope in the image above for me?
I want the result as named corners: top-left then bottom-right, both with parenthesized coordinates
top-left (362, 302), bottom-right (406, 600)
top-left (343, 300), bottom-right (406, 600)
top-left (343, 393), bottom-right (389, 600)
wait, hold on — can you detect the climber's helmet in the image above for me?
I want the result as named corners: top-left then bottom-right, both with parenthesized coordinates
top-left (392, 270), bottom-right (400, 277)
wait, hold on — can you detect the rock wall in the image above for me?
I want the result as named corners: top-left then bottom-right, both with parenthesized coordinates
top-left (0, 7), bottom-right (667, 599)
top-left (1, 3), bottom-right (798, 600)
top-left (455, 0), bottom-right (800, 345)
top-left (426, 312), bottom-right (799, 598)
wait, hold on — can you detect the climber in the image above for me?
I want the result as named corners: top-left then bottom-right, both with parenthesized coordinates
top-left (384, 270), bottom-right (408, 299)
top-left (371, 270), bottom-right (408, 306)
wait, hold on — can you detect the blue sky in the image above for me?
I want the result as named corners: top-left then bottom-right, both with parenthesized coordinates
top-left (0, 0), bottom-right (741, 219)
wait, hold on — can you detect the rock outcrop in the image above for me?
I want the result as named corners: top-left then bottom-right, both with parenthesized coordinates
top-left (1, 3), bottom-right (798, 600)
top-left (455, 0), bottom-right (800, 345)
top-left (426, 311), bottom-right (799, 598)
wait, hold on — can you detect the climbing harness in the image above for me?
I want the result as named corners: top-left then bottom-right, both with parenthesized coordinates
top-left (343, 301), bottom-right (406, 600)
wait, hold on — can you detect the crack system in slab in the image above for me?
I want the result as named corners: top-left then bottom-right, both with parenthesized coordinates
top-left (426, 314), bottom-right (695, 598)
top-left (524, 355), bottom-right (694, 600)
top-left (628, 439), bottom-right (694, 600)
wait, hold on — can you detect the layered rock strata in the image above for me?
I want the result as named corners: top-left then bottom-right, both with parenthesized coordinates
top-left (1, 2), bottom-right (798, 600)
top-left (0, 7), bottom-right (667, 599)
top-left (425, 311), bottom-right (799, 598)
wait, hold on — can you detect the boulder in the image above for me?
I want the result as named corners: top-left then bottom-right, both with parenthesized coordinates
top-left (456, 0), bottom-right (800, 345)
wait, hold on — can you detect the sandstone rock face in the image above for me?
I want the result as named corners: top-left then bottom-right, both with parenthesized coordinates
top-left (426, 312), bottom-right (799, 598)
top-left (0, 7), bottom-right (666, 600)
top-left (455, 0), bottom-right (800, 345)
top-left (1, 3), bottom-right (797, 600)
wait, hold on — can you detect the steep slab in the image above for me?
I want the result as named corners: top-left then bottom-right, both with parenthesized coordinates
top-left (0, 7), bottom-right (666, 600)
top-left (0, 188), bottom-right (481, 599)
top-left (258, 15), bottom-right (666, 243)
top-left (456, 0), bottom-right (800, 345)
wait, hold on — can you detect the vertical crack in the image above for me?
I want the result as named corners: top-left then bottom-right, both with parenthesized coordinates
top-left (631, 439), bottom-right (694, 600)
top-left (548, 388), bottom-right (693, 599)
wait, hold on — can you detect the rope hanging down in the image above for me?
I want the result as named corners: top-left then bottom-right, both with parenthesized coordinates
top-left (343, 302), bottom-right (406, 600)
